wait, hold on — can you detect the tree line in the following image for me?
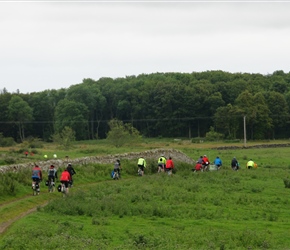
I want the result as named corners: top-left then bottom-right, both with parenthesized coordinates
top-left (1, 70), bottom-right (290, 143)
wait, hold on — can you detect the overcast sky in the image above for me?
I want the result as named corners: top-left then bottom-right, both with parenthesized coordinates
top-left (1, 1), bottom-right (290, 94)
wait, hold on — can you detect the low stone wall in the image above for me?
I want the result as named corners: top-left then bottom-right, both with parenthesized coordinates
top-left (0, 148), bottom-right (195, 174)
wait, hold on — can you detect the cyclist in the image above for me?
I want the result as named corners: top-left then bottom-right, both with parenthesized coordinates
top-left (48, 165), bottom-right (58, 182)
top-left (231, 157), bottom-right (239, 171)
top-left (157, 155), bottom-right (166, 173)
top-left (66, 163), bottom-right (76, 186)
top-left (32, 165), bottom-right (42, 195)
top-left (246, 159), bottom-right (255, 169)
top-left (113, 159), bottom-right (122, 178)
top-left (60, 168), bottom-right (72, 194)
top-left (137, 157), bottom-right (146, 176)
top-left (193, 161), bottom-right (202, 172)
top-left (202, 155), bottom-right (210, 171)
top-left (213, 156), bottom-right (222, 170)
top-left (197, 156), bottom-right (203, 164)
top-left (165, 156), bottom-right (174, 175)
top-left (48, 165), bottom-right (58, 191)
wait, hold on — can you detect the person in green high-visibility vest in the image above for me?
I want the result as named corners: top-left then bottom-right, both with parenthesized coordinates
top-left (246, 159), bottom-right (255, 169)
top-left (157, 155), bottom-right (166, 173)
top-left (137, 157), bottom-right (146, 176)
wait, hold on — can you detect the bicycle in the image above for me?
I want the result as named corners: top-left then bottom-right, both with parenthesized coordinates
top-left (61, 183), bottom-right (67, 197)
top-left (48, 177), bottom-right (55, 193)
top-left (138, 167), bottom-right (143, 176)
top-left (60, 181), bottom-right (71, 197)
top-left (201, 163), bottom-right (209, 172)
top-left (112, 169), bottom-right (120, 180)
top-left (32, 179), bottom-right (40, 196)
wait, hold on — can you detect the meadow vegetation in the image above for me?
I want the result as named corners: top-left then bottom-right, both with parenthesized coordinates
top-left (1, 139), bottom-right (290, 249)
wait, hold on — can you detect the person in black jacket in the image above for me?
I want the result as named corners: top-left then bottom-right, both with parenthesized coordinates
top-left (231, 157), bottom-right (239, 171)
top-left (66, 163), bottom-right (76, 186)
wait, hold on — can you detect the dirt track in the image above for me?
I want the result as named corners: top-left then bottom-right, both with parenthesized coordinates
top-left (0, 205), bottom-right (45, 234)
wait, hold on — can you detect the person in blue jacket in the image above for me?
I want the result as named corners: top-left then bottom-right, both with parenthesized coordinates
top-left (213, 156), bottom-right (222, 170)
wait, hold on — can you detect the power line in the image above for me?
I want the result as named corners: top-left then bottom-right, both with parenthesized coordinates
top-left (0, 114), bottom-right (289, 124)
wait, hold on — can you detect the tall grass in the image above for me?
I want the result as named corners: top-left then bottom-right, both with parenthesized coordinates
top-left (1, 142), bottom-right (290, 249)
top-left (1, 163), bottom-right (290, 249)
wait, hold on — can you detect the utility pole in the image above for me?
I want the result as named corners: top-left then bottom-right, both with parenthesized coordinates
top-left (243, 116), bottom-right (247, 147)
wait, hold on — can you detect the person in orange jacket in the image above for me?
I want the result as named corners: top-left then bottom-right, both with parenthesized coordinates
top-left (165, 157), bottom-right (174, 175)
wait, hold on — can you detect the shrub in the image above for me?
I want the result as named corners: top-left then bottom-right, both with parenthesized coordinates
top-left (27, 138), bottom-right (44, 148)
top-left (106, 119), bottom-right (141, 147)
top-left (191, 137), bottom-right (205, 143)
top-left (0, 137), bottom-right (15, 147)
top-left (283, 178), bottom-right (290, 188)
top-left (4, 156), bottom-right (16, 165)
top-left (205, 127), bottom-right (224, 141)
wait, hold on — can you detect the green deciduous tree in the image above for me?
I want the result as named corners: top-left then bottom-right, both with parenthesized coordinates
top-left (54, 99), bottom-right (89, 140)
top-left (265, 91), bottom-right (288, 138)
top-left (235, 90), bottom-right (272, 140)
top-left (214, 104), bottom-right (241, 139)
top-left (52, 126), bottom-right (75, 149)
top-left (8, 96), bottom-right (33, 142)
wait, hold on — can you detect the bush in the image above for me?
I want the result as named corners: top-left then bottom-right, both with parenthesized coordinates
top-left (205, 127), bottom-right (224, 141)
top-left (4, 156), bottom-right (17, 165)
top-left (27, 138), bottom-right (44, 148)
top-left (283, 178), bottom-right (290, 188)
top-left (224, 139), bottom-right (240, 143)
top-left (0, 137), bottom-right (15, 147)
top-left (191, 137), bottom-right (206, 143)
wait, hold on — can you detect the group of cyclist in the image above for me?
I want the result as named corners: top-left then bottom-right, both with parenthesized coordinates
top-left (136, 155), bottom-right (175, 176)
top-left (192, 155), bottom-right (257, 172)
top-left (31, 155), bottom-right (257, 193)
top-left (31, 163), bottom-right (76, 195)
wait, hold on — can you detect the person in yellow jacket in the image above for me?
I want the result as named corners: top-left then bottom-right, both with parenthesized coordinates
top-left (246, 159), bottom-right (255, 169)
top-left (157, 155), bottom-right (166, 173)
top-left (137, 157), bottom-right (146, 176)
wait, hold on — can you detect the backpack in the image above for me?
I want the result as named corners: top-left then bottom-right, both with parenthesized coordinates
top-left (49, 169), bottom-right (54, 177)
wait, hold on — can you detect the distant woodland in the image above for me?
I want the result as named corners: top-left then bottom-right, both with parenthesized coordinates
top-left (1, 70), bottom-right (290, 142)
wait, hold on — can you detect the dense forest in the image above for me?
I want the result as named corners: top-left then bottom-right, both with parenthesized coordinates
top-left (1, 70), bottom-right (290, 143)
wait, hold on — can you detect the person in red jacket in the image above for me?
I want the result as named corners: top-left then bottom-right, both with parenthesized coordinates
top-left (202, 155), bottom-right (210, 171)
top-left (193, 161), bottom-right (202, 172)
top-left (60, 168), bottom-right (72, 193)
top-left (165, 157), bottom-right (174, 175)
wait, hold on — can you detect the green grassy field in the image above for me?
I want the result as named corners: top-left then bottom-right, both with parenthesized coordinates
top-left (1, 140), bottom-right (290, 249)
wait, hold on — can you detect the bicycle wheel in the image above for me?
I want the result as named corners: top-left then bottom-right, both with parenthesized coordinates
top-left (32, 183), bottom-right (36, 196)
top-left (138, 168), bottom-right (142, 176)
top-left (61, 184), bottom-right (67, 197)
top-left (49, 181), bottom-right (54, 192)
